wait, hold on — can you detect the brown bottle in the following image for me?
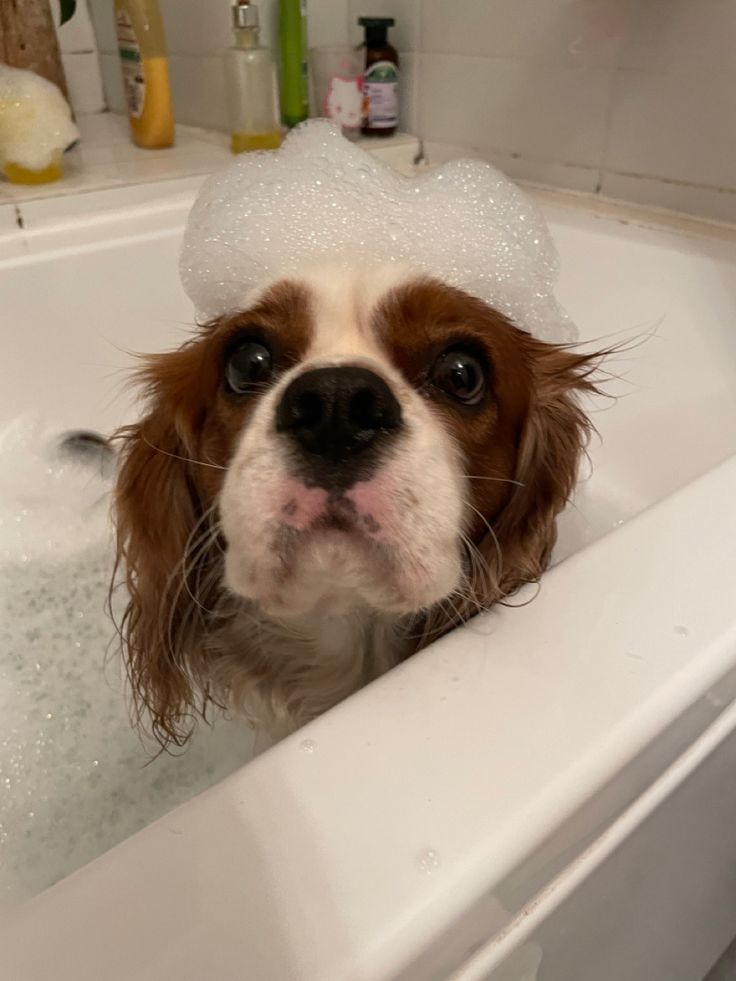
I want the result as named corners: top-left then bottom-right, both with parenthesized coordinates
top-left (358, 17), bottom-right (399, 136)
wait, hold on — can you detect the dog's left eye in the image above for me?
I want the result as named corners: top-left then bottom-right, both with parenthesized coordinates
top-left (431, 348), bottom-right (487, 405)
top-left (225, 341), bottom-right (273, 394)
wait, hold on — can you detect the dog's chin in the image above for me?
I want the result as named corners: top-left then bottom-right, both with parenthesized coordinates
top-left (224, 524), bottom-right (462, 621)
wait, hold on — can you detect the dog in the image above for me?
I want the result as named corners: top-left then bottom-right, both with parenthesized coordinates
top-left (113, 266), bottom-right (600, 745)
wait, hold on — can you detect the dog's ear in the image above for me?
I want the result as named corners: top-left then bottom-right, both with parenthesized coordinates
top-left (112, 343), bottom-right (219, 748)
top-left (480, 336), bottom-right (600, 602)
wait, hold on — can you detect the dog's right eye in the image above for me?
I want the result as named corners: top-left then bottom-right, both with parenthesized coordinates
top-left (225, 341), bottom-right (273, 395)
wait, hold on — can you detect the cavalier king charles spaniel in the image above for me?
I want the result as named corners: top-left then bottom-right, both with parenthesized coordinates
top-left (113, 267), bottom-right (600, 744)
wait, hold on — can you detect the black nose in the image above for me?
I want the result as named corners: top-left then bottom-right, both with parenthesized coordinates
top-left (276, 366), bottom-right (402, 462)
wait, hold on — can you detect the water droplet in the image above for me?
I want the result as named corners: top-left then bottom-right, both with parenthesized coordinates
top-left (416, 848), bottom-right (441, 874)
top-left (706, 691), bottom-right (727, 709)
top-left (300, 738), bottom-right (317, 754)
top-left (674, 625), bottom-right (690, 637)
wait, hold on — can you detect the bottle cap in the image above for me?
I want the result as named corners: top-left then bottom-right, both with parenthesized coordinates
top-left (358, 16), bottom-right (395, 46)
top-left (233, 0), bottom-right (259, 29)
top-left (357, 17), bottom-right (395, 27)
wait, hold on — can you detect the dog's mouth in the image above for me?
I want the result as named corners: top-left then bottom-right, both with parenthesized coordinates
top-left (312, 494), bottom-right (383, 536)
top-left (223, 469), bottom-right (462, 619)
top-left (274, 494), bottom-right (387, 578)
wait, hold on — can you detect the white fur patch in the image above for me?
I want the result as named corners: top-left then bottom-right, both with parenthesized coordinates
top-left (219, 266), bottom-right (464, 622)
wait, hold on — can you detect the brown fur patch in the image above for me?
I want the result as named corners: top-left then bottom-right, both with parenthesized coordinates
top-left (376, 278), bottom-right (601, 623)
top-left (112, 280), bottom-right (313, 745)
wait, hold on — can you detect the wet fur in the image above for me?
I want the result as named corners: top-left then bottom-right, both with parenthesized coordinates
top-left (112, 276), bottom-right (603, 746)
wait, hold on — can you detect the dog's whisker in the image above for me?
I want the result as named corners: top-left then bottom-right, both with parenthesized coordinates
top-left (140, 433), bottom-right (227, 471)
top-left (465, 474), bottom-right (525, 487)
top-left (465, 501), bottom-right (505, 586)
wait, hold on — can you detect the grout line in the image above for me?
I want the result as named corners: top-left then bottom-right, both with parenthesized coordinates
top-left (596, 9), bottom-right (633, 197)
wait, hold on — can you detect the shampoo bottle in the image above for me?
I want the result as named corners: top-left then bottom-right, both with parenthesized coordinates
top-left (279, 0), bottom-right (309, 127)
top-left (225, 0), bottom-right (282, 152)
top-left (358, 17), bottom-right (399, 136)
top-left (114, 0), bottom-right (174, 148)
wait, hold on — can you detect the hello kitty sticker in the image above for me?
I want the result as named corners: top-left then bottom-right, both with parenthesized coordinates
top-left (325, 75), bottom-right (363, 133)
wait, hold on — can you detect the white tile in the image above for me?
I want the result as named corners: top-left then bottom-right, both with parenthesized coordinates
top-left (62, 52), bottom-right (106, 114)
top-left (421, 0), bottom-right (631, 67)
top-left (57, 0), bottom-right (98, 52)
top-left (99, 53), bottom-right (126, 112)
top-left (87, 0), bottom-right (117, 52)
top-left (600, 172), bottom-right (736, 226)
top-left (419, 54), bottom-right (613, 168)
top-left (492, 151), bottom-right (599, 193)
top-left (620, 0), bottom-right (736, 73)
top-left (168, 55), bottom-right (230, 131)
top-left (605, 66), bottom-right (736, 190)
top-left (421, 140), bottom-right (599, 193)
top-left (159, 0), bottom-right (233, 56)
top-left (309, 0), bottom-right (350, 47)
top-left (159, 0), bottom-right (339, 58)
top-left (348, 0), bottom-right (419, 51)
top-left (398, 52), bottom-right (419, 134)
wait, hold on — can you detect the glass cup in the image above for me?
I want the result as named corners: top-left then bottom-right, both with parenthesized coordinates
top-left (309, 45), bottom-right (364, 141)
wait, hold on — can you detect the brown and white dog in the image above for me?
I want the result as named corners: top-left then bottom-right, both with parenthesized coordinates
top-left (114, 266), bottom-right (600, 745)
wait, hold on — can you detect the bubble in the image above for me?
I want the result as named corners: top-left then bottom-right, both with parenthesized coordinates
top-left (416, 848), bottom-right (441, 874)
top-left (0, 419), bottom-right (257, 903)
top-left (180, 121), bottom-right (575, 345)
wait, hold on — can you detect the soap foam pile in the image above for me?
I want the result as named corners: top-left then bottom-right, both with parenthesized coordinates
top-left (181, 120), bottom-right (576, 343)
top-left (0, 419), bottom-right (257, 903)
top-left (0, 64), bottom-right (79, 172)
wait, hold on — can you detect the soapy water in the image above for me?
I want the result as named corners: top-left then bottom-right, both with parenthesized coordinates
top-left (0, 418), bottom-right (257, 903)
top-left (180, 120), bottom-right (576, 345)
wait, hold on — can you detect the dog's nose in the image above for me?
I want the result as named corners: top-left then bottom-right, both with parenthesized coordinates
top-left (276, 366), bottom-right (402, 462)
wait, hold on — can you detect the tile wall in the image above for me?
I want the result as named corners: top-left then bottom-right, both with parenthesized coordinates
top-left (86, 0), bottom-right (736, 222)
top-left (412, 0), bottom-right (736, 222)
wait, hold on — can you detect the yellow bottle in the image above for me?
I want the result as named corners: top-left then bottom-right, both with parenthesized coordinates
top-left (225, 1), bottom-right (282, 154)
top-left (114, 0), bottom-right (174, 149)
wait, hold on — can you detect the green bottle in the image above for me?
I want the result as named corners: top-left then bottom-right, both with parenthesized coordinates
top-left (279, 0), bottom-right (309, 127)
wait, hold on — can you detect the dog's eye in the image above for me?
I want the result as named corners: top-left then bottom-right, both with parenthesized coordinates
top-left (225, 341), bottom-right (273, 394)
top-left (431, 348), bottom-right (486, 405)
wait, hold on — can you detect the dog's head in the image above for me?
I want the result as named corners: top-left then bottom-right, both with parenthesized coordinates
top-left (114, 268), bottom-right (599, 743)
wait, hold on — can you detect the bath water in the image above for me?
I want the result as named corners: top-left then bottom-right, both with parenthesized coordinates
top-left (0, 418), bottom-right (256, 903)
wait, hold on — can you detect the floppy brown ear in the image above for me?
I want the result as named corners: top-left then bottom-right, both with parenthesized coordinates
top-left (112, 337), bottom-right (223, 748)
top-left (489, 336), bottom-right (600, 599)
top-left (113, 408), bottom-right (208, 747)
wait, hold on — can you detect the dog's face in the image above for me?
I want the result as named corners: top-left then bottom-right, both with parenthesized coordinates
top-left (115, 269), bottom-right (597, 743)
top-left (221, 267), bottom-right (471, 620)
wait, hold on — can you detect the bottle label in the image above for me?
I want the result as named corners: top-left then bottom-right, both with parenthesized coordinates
top-left (362, 61), bottom-right (399, 129)
top-left (116, 10), bottom-right (145, 119)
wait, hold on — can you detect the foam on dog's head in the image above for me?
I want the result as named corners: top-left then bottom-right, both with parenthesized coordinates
top-left (180, 121), bottom-right (575, 342)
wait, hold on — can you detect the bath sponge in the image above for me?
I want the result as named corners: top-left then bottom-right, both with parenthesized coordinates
top-left (0, 64), bottom-right (79, 175)
top-left (180, 120), bottom-right (575, 343)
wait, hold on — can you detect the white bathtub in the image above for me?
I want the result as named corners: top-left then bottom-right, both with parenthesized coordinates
top-left (1, 150), bottom-right (736, 981)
